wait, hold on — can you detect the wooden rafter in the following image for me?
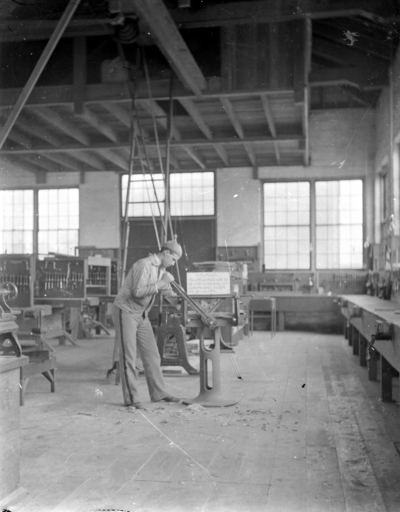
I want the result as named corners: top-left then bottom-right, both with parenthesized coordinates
top-left (260, 94), bottom-right (276, 138)
top-left (183, 147), bottom-right (206, 169)
top-left (0, 0), bottom-right (82, 150)
top-left (19, 113), bottom-right (62, 147)
top-left (28, 106), bottom-right (90, 146)
top-left (72, 151), bottom-right (106, 171)
top-left (310, 67), bottom-right (388, 89)
top-left (178, 98), bottom-right (230, 166)
top-left (44, 152), bottom-right (81, 172)
top-left (121, 0), bottom-right (206, 97)
top-left (273, 142), bottom-right (281, 165)
top-left (78, 107), bottom-right (119, 143)
top-left (138, 99), bottom-right (181, 141)
top-left (102, 102), bottom-right (132, 128)
top-left (97, 149), bottom-right (128, 171)
top-left (220, 97), bottom-right (256, 166)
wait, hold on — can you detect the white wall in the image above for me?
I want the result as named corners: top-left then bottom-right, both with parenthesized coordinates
top-left (80, 172), bottom-right (120, 248)
top-left (216, 167), bottom-right (261, 247)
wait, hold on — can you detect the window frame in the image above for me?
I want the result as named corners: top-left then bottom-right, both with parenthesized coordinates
top-left (262, 178), bottom-right (365, 271)
top-left (120, 171), bottom-right (217, 220)
top-left (0, 186), bottom-right (80, 256)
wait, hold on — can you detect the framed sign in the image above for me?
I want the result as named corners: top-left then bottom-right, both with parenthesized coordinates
top-left (186, 272), bottom-right (231, 296)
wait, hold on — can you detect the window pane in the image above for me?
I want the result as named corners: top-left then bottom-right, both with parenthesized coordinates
top-left (38, 188), bottom-right (79, 256)
top-left (263, 182), bottom-right (311, 270)
top-left (316, 179), bottom-right (363, 269)
top-left (170, 171), bottom-right (215, 216)
top-left (0, 190), bottom-right (34, 254)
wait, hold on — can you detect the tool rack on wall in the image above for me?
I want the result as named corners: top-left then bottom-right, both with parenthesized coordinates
top-left (34, 256), bottom-right (86, 301)
top-left (0, 255), bottom-right (35, 308)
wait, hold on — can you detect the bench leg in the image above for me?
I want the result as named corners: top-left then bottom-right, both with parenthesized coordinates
top-left (359, 336), bottom-right (367, 367)
top-left (277, 312), bottom-right (285, 331)
top-left (368, 350), bottom-right (379, 381)
top-left (344, 318), bottom-right (348, 340)
top-left (381, 356), bottom-right (393, 402)
top-left (352, 328), bottom-right (359, 355)
top-left (43, 369), bottom-right (56, 393)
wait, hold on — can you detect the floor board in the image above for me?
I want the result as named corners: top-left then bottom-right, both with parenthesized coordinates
top-left (3, 330), bottom-right (400, 512)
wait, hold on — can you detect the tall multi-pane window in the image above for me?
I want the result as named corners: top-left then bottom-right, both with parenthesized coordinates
top-left (263, 182), bottom-right (311, 269)
top-left (121, 174), bottom-right (165, 217)
top-left (315, 180), bottom-right (363, 269)
top-left (121, 172), bottom-right (215, 217)
top-left (170, 172), bottom-right (214, 216)
top-left (38, 188), bottom-right (79, 255)
top-left (0, 190), bottom-right (34, 254)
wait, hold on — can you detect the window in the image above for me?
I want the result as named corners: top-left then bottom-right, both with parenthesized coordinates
top-left (315, 180), bottom-right (363, 269)
top-left (121, 171), bottom-right (215, 218)
top-left (170, 172), bottom-right (214, 216)
top-left (0, 189), bottom-right (34, 254)
top-left (121, 174), bottom-right (165, 217)
top-left (263, 182), bottom-right (311, 269)
top-left (38, 188), bottom-right (79, 255)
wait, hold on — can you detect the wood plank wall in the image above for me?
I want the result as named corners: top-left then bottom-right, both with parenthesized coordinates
top-left (221, 21), bottom-right (302, 91)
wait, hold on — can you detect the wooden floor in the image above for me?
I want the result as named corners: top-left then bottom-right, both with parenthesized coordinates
top-left (6, 329), bottom-right (400, 512)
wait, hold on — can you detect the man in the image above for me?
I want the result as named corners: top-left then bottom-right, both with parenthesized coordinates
top-left (113, 239), bottom-right (183, 409)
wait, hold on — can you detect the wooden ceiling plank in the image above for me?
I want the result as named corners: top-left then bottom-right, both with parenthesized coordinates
top-left (0, 0), bottom-right (82, 150)
top-left (260, 94), bottom-right (276, 138)
top-left (79, 106), bottom-right (119, 143)
top-left (0, 155), bottom-right (39, 175)
top-left (183, 147), bottom-right (206, 169)
top-left (6, 129), bottom-right (31, 149)
top-left (220, 98), bottom-right (244, 139)
top-left (124, 0), bottom-right (206, 96)
top-left (29, 106), bottom-right (90, 145)
top-left (24, 155), bottom-right (59, 173)
top-left (19, 113), bottom-right (62, 147)
top-left (178, 98), bottom-right (213, 139)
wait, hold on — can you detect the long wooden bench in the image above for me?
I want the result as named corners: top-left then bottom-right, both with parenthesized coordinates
top-left (339, 294), bottom-right (400, 402)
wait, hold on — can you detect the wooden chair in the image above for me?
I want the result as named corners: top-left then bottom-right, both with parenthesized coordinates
top-left (249, 297), bottom-right (276, 338)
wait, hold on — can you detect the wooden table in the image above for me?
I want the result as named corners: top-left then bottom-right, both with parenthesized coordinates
top-left (339, 294), bottom-right (400, 402)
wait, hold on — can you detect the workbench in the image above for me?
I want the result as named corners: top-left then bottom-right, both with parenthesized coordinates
top-left (249, 292), bottom-right (342, 333)
top-left (339, 294), bottom-right (400, 402)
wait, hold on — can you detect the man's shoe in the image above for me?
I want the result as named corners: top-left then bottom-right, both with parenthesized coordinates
top-left (160, 395), bottom-right (181, 403)
top-left (126, 402), bottom-right (145, 409)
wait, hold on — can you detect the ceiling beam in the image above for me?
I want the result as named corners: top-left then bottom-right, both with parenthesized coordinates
top-left (0, 134), bottom-right (304, 155)
top-left (102, 102), bottom-right (132, 128)
top-left (260, 94), bottom-right (277, 138)
top-left (167, 1), bottom-right (393, 28)
top-left (5, 128), bottom-right (32, 149)
top-left (137, 99), bottom-right (182, 140)
top-left (220, 98), bottom-right (244, 139)
top-left (0, 0), bottom-right (82, 150)
top-left (119, 0), bottom-right (206, 96)
top-left (97, 149), bottom-right (128, 171)
top-left (213, 144), bottom-right (229, 166)
top-left (0, 19), bottom-right (112, 42)
top-left (309, 67), bottom-right (388, 89)
top-left (19, 113), bottom-right (62, 147)
top-left (44, 152), bottom-right (82, 172)
top-left (178, 98), bottom-right (213, 139)
top-left (78, 107), bottom-right (119, 143)
top-left (28, 106), bottom-right (90, 145)
top-left (0, 80), bottom-right (294, 110)
top-left (72, 151), bottom-right (106, 171)
top-left (182, 146), bottom-right (206, 169)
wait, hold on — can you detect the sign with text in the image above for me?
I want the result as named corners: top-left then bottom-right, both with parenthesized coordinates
top-left (187, 272), bottom-right (231, 296)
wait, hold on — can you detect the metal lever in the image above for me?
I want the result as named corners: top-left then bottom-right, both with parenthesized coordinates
top-left (171, 281), bottom-right (218, 330)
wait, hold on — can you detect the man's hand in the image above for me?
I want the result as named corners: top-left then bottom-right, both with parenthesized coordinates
top-left (158, 272), bottom-right (175, 290)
